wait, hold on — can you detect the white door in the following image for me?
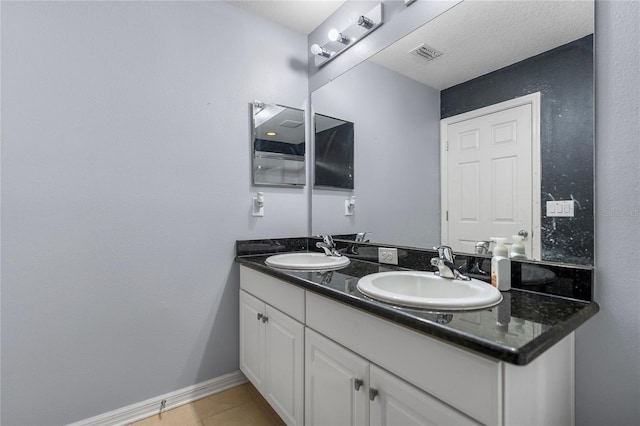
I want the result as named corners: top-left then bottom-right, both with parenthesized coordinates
top-left (239, 290), bottom-right (265, 392)
top-left (441, 93), bottom-right (541, 259)
top-left (369, 365), bottom-right (479, 426)
top-left (265, 305), bottom-right (304, 426)
top-left (305, 328), bottom-right (369, 426)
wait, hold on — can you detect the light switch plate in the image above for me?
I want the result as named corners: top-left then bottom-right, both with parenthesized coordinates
top-left (546, 200), bottom-right (574, 217)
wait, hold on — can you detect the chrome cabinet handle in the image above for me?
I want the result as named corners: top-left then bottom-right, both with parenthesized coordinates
top-left (354, 378), bottom-right (364, 391)
top-left (518, 230), bottom-right (529, 239)
top-left (369, 388), bottom-right (378, 401)
top-left (261, 315), bottom-right (269, 323)
top-left (257, 313), bottom-right (263, 321)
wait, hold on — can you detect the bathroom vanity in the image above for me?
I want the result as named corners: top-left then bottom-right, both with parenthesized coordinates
top-left (236, 238), bottom-right (598, 426)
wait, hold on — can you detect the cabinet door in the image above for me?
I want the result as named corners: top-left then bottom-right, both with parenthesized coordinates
top-left (305, 328), bottom-right (369, 426)
top-left (265, 305), bottom-right (304, 426)
top-left (369, 365), bottom-right (479, 426)
top-left (239, 290), bottom-right (265, 392)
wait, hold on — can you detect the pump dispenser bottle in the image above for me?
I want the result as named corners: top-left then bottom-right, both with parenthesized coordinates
top-left (491, 238), bottom-right (511, 291)
top-left (510, 235), bottom-right (527, 260)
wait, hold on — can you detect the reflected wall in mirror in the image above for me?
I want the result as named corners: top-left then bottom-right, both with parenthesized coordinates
top-left (311, 0), bottom-right (594, 265)
top-left (314, 114), bottom-right (354, 190)
top-left (251, 101), bottom-right (305, 186)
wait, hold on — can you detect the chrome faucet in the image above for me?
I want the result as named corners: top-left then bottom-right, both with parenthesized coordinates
top-left (430, 246), bottom-right (470, 280)
top-left (355, 232), bottom-right (371, 243)
top-left (460, 241), bottom-right (491, 276)
top-left (475, 241), bottom-right (491, 255)
top-left (348, 232), bottom-right (371, 255)
top-left (316, 235), bottom-right (342, 257)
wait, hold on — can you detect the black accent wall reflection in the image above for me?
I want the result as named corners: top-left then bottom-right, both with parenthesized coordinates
top-left (315, 120), bottom-right (355, 190)
top-left (441, 35), bottom-right (594, 265)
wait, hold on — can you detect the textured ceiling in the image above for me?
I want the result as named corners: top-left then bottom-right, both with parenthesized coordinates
top-left (365, 1), bottom-right (593, 90)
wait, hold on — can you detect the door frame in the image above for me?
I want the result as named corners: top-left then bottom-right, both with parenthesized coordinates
top-left (440, 92), bottom-right (541, 260)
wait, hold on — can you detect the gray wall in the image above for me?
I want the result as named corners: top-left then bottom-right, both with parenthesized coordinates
top-left (0, 2), bottom-right (308, 425)
top-left (576, 0), bottom-right (640, 424)
top-left (311, 60), bottom-right (441, 247)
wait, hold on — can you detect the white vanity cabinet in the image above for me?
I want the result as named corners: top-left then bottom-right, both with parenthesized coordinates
top-left (305, 328), bottom-right (478, 426)
top-left (239, 268), bottom-right (305, 426)
top-left (239, 266), bottom-right (576, 426)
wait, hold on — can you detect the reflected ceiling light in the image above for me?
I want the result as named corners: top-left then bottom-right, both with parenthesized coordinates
top-left (266, 131), bottom-right (277, 136)
top-left (311, 43), bottom-right (333, 58)
top-left (328, 29), bottom-right (349, 44)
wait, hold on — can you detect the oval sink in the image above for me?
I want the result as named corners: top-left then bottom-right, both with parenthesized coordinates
top-left (357, 271), bottom-right (502, 310)
top-left (265, 252), bottom-right (350, 271)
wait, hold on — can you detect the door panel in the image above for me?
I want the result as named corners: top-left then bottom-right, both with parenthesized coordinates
top-left (239, 290), bottom-right (265, 393)
top-left (445, 101), bottom-right (534, 256)
top-left (265, 305), bottom-right (304, 425)
top-left (305, 328), bottom-right (369, 426)
top-left (369, 365), bottom-right (479, 426)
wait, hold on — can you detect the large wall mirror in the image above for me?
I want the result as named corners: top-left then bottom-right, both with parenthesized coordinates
top-left (311, 0), bottom-right (594, 265)
top-left (252, 101), bottom-right (306, 186)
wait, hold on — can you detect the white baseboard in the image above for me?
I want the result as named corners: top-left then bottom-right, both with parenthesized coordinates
top-left (68, 370), bottom-right (248, 426)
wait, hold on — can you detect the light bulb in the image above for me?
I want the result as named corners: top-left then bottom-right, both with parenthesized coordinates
top-left (328, 29), bottom-right (348, 44)
top-left (311, 43), bottom-right (332, 58)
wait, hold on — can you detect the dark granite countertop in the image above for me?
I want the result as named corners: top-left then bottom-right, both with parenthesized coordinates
top-left (236, 249), bottom-right (599, 365)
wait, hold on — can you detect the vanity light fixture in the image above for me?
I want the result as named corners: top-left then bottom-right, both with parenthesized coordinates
top-left (266, 131), bottom-right (277, 136)
top-left (311, 43), bottom-right (333, 58)
top-left (311, 3), bottom-right (383, 68)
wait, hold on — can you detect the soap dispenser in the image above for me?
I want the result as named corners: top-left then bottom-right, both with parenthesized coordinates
top-left (510, 235), bottom-right (527, 260)
top-left (490, 238), bottom-right (511, 291)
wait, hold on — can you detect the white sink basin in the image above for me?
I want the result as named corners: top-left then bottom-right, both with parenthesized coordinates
top-left (357, 271), bottom-right (502, 310)
top-left (265, 252), bottom-right (350, 271)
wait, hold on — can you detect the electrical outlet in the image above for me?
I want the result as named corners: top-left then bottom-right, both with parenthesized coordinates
top-left (378, 247), bottom-right (398, 265)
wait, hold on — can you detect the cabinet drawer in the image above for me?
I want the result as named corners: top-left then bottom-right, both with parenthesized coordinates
top-left (240, 266), bottom-right (305, 323)
top-left (306, 292), bottom-right (501, 425)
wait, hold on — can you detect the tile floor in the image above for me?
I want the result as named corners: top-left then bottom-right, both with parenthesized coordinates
top-left (129, 383), bottom-right (285, 426)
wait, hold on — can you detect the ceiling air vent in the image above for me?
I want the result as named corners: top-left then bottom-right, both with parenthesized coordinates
top-left (409, 43), bottom-right (443, 61)
top-left (279, 120), bottom-right (303, 128)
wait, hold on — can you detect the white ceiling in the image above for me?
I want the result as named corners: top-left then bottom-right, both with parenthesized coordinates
top-left (225, 0), bottom-right (346, 35)
top-left (370, 0), bottom-right (594, 90)
top-left (226, 0), bottom-right (593, 90)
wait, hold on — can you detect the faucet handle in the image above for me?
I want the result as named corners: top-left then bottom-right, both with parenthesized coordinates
top-left (317, 234), bottom-right (334, 246)
top-left (355, 232), bottom-right (371, 242)
top-left (435, 246), bottom-right (454, 262)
